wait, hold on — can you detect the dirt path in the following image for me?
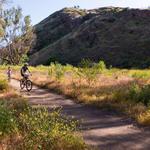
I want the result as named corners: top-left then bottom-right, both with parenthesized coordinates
top-left (10, 79), bottom-right (150, 150)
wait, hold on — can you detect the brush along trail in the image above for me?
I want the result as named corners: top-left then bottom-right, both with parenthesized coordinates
top-left (10, 79), bottom-right (150, 150)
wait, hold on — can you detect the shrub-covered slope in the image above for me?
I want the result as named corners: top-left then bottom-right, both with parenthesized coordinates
top-left (29, 7), bottom-right (150, 68)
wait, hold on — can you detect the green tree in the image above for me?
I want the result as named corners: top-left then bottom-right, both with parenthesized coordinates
top-left (0, 0), bottom-right (7, 37)
top-left (0, 7), bottom-right (35, 64)
top-left (0, 17), bottom-right (5, 37)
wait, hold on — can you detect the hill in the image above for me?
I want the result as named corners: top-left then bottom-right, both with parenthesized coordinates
top-left (29, 7), bottom-right (150, 68)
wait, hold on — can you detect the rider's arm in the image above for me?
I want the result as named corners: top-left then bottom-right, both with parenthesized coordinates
top-left (27, 68), bottom-right (31, 73)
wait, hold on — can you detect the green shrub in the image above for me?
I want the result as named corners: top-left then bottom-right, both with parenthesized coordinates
top-left (128, 84), bottom-right (150, 106)
top-left (82, 68), bottom-right (98, 86)
top-left (139, 85), bottom-right (150, 106)
top-left (0, 105), bottom-right (18, 137)
top-left (79, 59), bottom-right (92, 68)
top-left (55, 63), bottom-right (64, 81)
top-left (0, 79), bottom-right (8, 91)
top-left (0, 98), bottom-right (87, 150)
top-left (18, 108), bottom-right (87, 150)
top-left (128, 83), bottom-right (141, 102)
top-left (0, 98), bottom-right (29, 116)
top-left (19, 54), bottom-right (29, 65)
top-left (94, 60), bottom-right (106, 72)
top-left (49, 62), bottom-right (64, 81)
top-left (48, 62), bottom-right (56, 77)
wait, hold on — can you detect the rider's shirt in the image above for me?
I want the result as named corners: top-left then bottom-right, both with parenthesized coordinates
top-left (21, 66), bottom-right (29, 76)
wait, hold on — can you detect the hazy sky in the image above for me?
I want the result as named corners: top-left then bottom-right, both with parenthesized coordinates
top-left (8, 0), bottom-right (150, 25)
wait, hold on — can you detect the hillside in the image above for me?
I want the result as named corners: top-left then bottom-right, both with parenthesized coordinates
top-left (29, 7), bottom-right (150, 68)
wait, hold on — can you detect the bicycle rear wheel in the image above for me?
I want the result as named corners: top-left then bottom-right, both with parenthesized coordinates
top-left (20, 79), bottom-right (25, 89)
top-left (26, 80), bottom-right (32, 91)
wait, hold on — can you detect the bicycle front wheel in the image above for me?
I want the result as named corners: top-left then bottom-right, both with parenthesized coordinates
top-left (26, 80), bottom-right (32, 91)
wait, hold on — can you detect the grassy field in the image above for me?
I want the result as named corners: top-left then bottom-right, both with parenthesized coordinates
top-left (0, 72), bottom-right (88, 150)
top-left (21, 64), bottom-right (150, 126)
top-left (1, 64), bottom-right (150, 127)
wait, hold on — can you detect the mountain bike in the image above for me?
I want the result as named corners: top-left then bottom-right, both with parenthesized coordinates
top-left (20, 74), bottom-right (32, 91)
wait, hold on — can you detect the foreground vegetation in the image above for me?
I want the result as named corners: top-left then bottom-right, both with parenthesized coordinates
top-left (1, 62), bottom-right (150, 149)
top-left (0, 77), bottom-right (88, 150)
top-left (6, 62), bottom-right (150, 126)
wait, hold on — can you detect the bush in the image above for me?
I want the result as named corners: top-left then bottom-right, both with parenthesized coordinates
top-left (139, 85), bottom-right (150, 106)
top-left (0, 105), bottom-right (18, 137)
top-left (0, 98), bottom-right (28, 116)
top-left (82, 68), bottom-right (98, 86)
top-left (79, 59), bottom-right (92, 68)
top-left (138, 109), bottom-right (150, 125)
top-left (0, 98), bottom-right (87, 150)
top-left (128, 83), bottom-right (141, 102)
top-left (0, 79), bottom-right (8, 91)
top-left (128, 84), bottom-right (150, 106)
top-left (55, 63), bottom-right (64, 81)
top-left (94, 60), bottom-right (106, 72)
top-left (0, 98), bottom-right (28, 138)
top-left (19, 54), bottom-right (29, 64)
top-left (18, 108), bottom-right (87, 150)
top-left (49, 62), bottom-right (64, 81)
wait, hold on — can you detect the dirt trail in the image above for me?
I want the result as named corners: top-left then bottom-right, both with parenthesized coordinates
top-left (10, 79), bottom-right (150, 150)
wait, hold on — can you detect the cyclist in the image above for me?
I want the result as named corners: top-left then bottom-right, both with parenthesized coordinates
top-left (20, 63), bottom-right (32, 91)
top-left (20, 63), bottom-right (31, 79)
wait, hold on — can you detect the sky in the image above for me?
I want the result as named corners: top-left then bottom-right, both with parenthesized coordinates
top-left (6, 0), bottom-right (150, 25)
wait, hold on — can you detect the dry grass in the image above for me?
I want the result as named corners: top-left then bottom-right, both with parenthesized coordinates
top-left (0, 68), bottom-right (89, 150)
top-left (1, 65), bottom-right (150, 126)
top-left (38, 66), bottom-right (150, 126)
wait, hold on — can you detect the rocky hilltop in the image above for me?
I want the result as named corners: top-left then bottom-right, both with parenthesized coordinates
top-left (29, 7), bottom-right (150, 68)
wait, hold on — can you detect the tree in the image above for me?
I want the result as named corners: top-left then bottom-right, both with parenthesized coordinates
top-left (0, 6), bottom-right (35, 64)
top-left (0, 0), bottom-right (7, 37)
top-left (0, 17), bottom-right (5, 37)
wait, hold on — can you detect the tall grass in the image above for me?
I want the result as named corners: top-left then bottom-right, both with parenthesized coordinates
top-left (0, 67), bottom-right (89, 150)
top-left (0, 79), bottom-right (8, 91)
top-left (1, 64), bottom-right (150, 126)
top-left (0, 98), bottom-right (88, 150)
top-left (14, 63), bottom-right (150, 126)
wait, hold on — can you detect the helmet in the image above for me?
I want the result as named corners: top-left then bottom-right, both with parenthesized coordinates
top-left (24, 63), bottom-right (29, 66)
